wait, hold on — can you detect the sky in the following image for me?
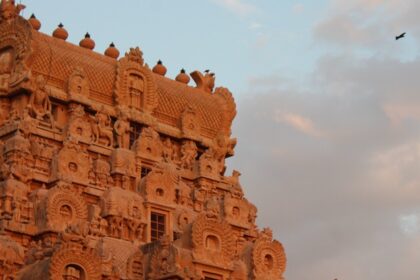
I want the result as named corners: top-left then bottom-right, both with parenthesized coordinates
top-left (21, 0), bottom-right (420, 279)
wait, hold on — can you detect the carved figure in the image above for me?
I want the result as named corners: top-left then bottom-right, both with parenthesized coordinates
top-left (114, 111), bottom-right (131, 149)
top-left (90, 107), bottom-right (113, 146)
top-left (27, 75), bottom-right (54, 126)
top-left (180, 140), bottom-right (197, 170)
top-left (162, 137), bottom-right (174, 162)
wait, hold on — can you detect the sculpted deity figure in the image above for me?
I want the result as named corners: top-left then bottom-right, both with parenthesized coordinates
top-left (180, 140), bottom-right (197, 170)
top-left (162, 138), bottom-right (174, 162)
top-left (90, 107), bottom-right (113, 147)
top-left (27, 75), bottom-right (54, 126)
top-left (114, 111), bottom-right (131, 149)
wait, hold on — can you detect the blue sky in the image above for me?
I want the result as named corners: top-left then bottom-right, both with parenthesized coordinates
top-left (22, 0), bottom-right (327, 94)
top-left (20, 1), bottom-right (420, 280)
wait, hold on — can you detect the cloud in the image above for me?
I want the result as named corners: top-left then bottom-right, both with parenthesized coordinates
top-left (274, 111), bottom-right (324, 138)
top-left (210, 0), bottom-right (256, 16)
top-left (231, 36), bottom-right (420, 280)
top-left (313, 0), bottom-right (420, 50)
top-left (292, 3), bottom-right (305, 14)
top-left (249, 22), bottom-right (263, 30)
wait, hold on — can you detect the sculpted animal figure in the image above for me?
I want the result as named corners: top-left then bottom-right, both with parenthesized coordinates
top-left (190, 70), bottom-right (215, 93)
top-left (90, 109), bottom-right (113, 147)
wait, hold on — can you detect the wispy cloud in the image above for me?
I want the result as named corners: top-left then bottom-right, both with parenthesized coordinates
top-left (210, 0), bottom-right (256, 16)
top-left (275, 111), bottom-right (323, 138)
top-left (292, 3), bottom-right (305, 14)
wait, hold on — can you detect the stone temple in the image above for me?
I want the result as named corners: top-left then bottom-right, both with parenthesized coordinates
top-left (0, 1), bottom-right (286, 279)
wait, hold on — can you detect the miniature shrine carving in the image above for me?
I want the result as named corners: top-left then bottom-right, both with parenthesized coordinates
top-left (0, 3), bottom-right (287, 279)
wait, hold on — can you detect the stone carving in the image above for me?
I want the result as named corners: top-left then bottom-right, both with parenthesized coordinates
top-left (0, 99), bottom-right (9, 125)
top-left (214, 87), bottom-right (237, 136)
top-left (176, 209), bottom-right (192, 233)
top-left (162, 137), bottom-right (175, 162)
top-left (88, 205), bottom-right (108, 237)
top-left (1, 179), bottom-right (30, 223)
top-left (0, 49), bottom-right (13, 93)
top-left (139, 164), bottom-right (177, 205)
top-left (252, 228), bottom-right (287, 280)
top-left (0, 0), bottom-right (25, 22)
top-left (27, 75), bottom-right (55, 127)
top-left (67, 66), bottom-right (90, 101)
top-left (90, 106), bottom-right (113, 147)
top-left (190, 70), bottom-right (216, 93)
top-left (176, 180), bottom-right (192, 207)
top-left (48, 242), bottom-right (102, 280)
top-left (114, 47), bottom-right (158, 113)
top-left (180, 105), bottom-right (200, 138)
top-left (131, 126), bottom-right (162, 160)
top-left (111, 148), bottom-right (136, 177)
top-left (191, 214), bottom-right (235, 267)
top-left (66, 104), bottom-right (92, 143)
top-left (0, 12), bottom-right (32, 93)
top-left (224, 192), bottom-right (254, 229)
top-left (52, 137), bottom-right (90, 183)
top-left (127, 251), bottom-right (144, 279)
top-left (148, 235), bottom-right (182, 278)
top-left (1, 133), bottom-right (33, 183)
top-left (100, 187), bottom-right (146, 241)
top-left (43, 183), bottom-right (88, 231)
top-left (198, 146), bottom-right (220, 178)
top-left (114, 111), bottom-right (131, 149)
top-left (180, 140), bottom-right (197, 170)
top-left (0, 233), bottom-right (24, 279)
top-left (92, 156), bottom-right (113, 188)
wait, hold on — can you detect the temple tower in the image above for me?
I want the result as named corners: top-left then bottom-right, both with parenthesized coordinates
top-left (0, 2), bottom-right (286, 279)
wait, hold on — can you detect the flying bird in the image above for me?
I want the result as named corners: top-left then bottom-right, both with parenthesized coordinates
top-left (395, 32), bottom-right (406, 40)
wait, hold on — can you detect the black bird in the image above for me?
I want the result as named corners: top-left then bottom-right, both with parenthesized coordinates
top-left (395, 32), bottom-right (406, 40)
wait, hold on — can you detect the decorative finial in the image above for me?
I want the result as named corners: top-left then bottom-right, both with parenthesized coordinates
top-left (176, 69), bottom-right (190, 84)
top-left (152, 60), bottom-right (167, 76)
top-left (79, 32), bottom-right (95, 50)
top-left (104, 42), bottom-right (120, 59)
top-left (28, 13), bottom-right (41, 31)
top-left (52, 23), bottom-right (68, 40)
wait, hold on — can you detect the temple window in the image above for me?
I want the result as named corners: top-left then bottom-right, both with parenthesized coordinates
top-left (59, 205), bottom-right (73, 223)
top-left (205, 234), bottom-right (221, 251)
top-left (63, 264), bottom-right (85, 280)
top-left (203, 274), bottom-right (222, 280)
top-left (264, 254), bottom-right (274, 270)
top-left (156, 188), bottom-right (164, 197)
top-left (150, 211), bottom-right (166, 242)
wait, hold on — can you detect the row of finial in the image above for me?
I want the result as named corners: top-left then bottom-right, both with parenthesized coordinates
top-left (28, 14), bottom-right (193, 85)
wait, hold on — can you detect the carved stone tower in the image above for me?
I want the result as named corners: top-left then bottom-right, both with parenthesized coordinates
top-left (0, 2), bottom-right (286, 279)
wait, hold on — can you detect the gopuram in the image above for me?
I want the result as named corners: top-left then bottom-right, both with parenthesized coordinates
top-left (0, 1), bottom-right (286, 279)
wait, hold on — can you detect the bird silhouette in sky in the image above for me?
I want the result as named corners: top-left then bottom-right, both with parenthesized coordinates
top-left (395, 32), bottom-right (406, 40)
